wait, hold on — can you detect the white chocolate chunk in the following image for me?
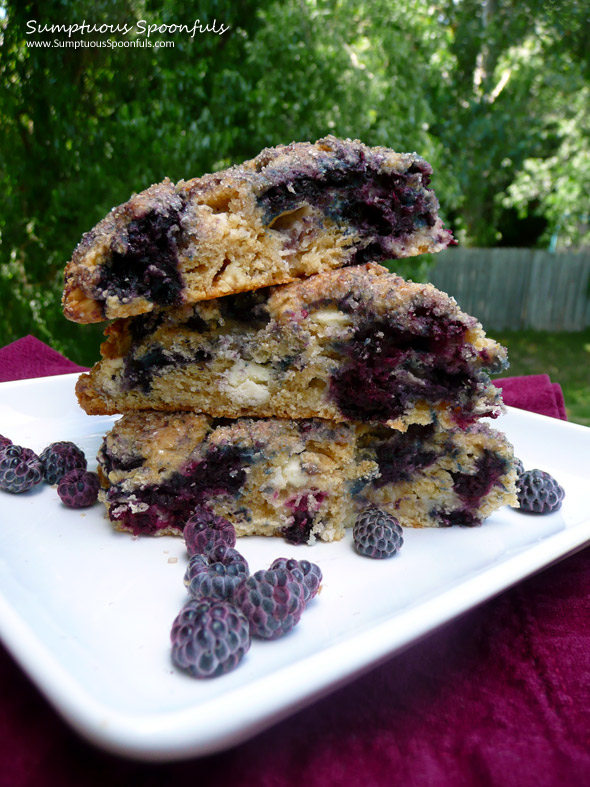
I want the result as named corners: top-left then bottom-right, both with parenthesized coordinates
top-left (310, 308), bottom-right (353, 327)
top-left (224, 361), bottom-right (271, 405)
top-left (270, 457), bottom-right (309, 490)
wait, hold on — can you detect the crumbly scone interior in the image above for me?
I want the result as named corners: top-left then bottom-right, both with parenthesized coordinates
top-left (77, 264), bottom-right (507, 432)
top-left (98, 412), bottom-right (377, 543)
top-left (356, 423), bottom-right (518, 527)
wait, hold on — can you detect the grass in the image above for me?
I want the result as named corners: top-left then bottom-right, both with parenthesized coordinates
top-left (489, 328), bottom-right (590, 428)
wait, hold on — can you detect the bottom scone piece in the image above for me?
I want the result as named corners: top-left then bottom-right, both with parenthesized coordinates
top-left (356, 423), bottom-right (518, 528)
top-left (97, 413), bottom-right (518, 543)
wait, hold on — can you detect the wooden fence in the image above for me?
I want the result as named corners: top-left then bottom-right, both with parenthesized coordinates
top-left (428, 248), bottom-right (590, 331)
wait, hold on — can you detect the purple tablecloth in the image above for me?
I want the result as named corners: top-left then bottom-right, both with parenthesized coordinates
top-left (1, 337), bottom-right (589, 786)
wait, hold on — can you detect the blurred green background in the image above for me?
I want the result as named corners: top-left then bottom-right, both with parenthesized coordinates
top-left (1, 1), bottom-right (589, 421)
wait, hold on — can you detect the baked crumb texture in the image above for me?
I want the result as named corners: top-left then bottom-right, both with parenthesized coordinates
top-left (76, 264), bottom-right (506, 430)
top-left (97, 412), bottom-right (517, 543)
top-left (63, 136), bottom-right (452, 323)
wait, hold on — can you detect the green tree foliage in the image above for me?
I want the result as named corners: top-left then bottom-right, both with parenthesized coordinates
top-left (0, 0), bottom-right (588, 362)
top-left (0, 0), bottom-right (272, 360)
top-left (434, 0), bottom-right (590, 246)
top-left (503, 83), bottom-right (590, 250)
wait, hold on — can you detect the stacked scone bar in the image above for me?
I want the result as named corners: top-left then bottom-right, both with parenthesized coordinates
top-left (63, 136), bottom-right (518, 543)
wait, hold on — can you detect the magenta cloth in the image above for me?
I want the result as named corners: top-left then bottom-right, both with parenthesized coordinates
top-left (494, 374), bottom-right (568, 421)
top-left (1, 339), bottom-right (589, 787)
top-left (0, 335), bottom-right (88, 382)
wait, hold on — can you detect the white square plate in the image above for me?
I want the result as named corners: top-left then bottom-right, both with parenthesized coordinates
top-left (0, 373), bottom-right (588, 761)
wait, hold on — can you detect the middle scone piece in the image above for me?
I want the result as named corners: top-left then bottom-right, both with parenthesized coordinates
top-left (77, 263), bottom-right (507, 432)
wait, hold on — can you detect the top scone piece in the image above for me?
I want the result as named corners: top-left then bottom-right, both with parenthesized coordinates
top-left (63, 136), bottom-right (453, 322)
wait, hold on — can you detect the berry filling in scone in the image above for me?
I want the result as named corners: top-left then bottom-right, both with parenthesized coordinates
top-left (77, 265), bottom-right (507, 431)
top-left (62, 136), bottom-right (453, 323)
top-left (96, 413), bottom-right (518, 540)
